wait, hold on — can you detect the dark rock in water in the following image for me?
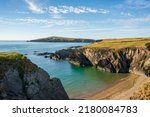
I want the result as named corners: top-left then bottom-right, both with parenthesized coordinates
top-left (49, 48), bottom-right (92, 66)
top-left (34, 51), bottom-right (52, 56)
top-left (49, 49), bottom-right (74, 60)
top-left (0, 52), bottom-right (69, 100)
top-left (67, 46), bottom-right (81, 49)
top-left (68, 49), bottom-right (92, 66)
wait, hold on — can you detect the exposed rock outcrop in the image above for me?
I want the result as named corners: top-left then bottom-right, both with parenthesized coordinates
top-left (0, 52), bottom-right (69, 100)
top-left (48, 46), bottom-right (150, 76)
top-left (33, 51), bottom-right (52, 56)
top-left (83, 47), bottom-right (150, 76)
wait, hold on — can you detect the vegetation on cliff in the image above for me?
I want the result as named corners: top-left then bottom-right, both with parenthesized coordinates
top-left (0, 52), bottom-right (37, 80)
top-left (0, 52), bottom-right (69, 100)
top-left (0, 52), bottom-right (26, 60)
top-left (84, 37), bottom-right (150, 49)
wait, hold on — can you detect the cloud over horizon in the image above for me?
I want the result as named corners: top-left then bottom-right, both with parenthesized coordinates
top-left (0, 0), bottom-right (149, 40)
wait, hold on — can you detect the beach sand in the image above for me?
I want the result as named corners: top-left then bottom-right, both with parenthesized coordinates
top-left (85, 74), bottom-right (150, 100)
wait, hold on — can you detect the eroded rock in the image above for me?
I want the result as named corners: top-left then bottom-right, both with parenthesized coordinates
top-left (0, 52), bottom-right (69, 100)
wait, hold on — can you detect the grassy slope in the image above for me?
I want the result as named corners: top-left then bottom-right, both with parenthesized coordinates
top-left (0, 52), bottom-right (26, 60)
top-left (84, 37), bottom-right (150, 49)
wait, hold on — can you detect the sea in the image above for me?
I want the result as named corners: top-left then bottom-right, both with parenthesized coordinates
top-left (0, 41), bottom-right (128, 98)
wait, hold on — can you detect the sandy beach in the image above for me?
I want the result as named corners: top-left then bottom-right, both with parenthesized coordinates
top-left (85, 74), bottom-right (150, 100)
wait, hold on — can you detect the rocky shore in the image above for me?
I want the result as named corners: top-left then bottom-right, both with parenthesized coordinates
top-left (43, 46), bottom-right (150, 77)
top-left (39, 38), bottom-right (150, 100)
top-left (0, 52), bottom-right (69, 100)
top-left (32, 38), bottom-right (150, 100)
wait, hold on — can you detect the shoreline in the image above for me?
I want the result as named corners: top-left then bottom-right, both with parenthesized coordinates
top-left (84, 74), bottom-right (150, 100)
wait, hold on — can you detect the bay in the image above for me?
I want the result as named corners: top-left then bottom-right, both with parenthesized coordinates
top-left (0, 41), bottom-right (128, 98)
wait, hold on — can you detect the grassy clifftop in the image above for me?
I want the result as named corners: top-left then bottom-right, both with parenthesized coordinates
top-left (0, 52), bottom-right (26, 60)
top-left (84, 37), bottom-right (150, 49)
top-left (0, 52), bottom-right (37, 79)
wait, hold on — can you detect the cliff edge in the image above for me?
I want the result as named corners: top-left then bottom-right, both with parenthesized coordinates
top-left (0, 52), bottom-right (69, 100)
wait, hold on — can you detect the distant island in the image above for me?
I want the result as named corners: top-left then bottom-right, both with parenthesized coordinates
top-left (28, 36), bottom-right (101, 43)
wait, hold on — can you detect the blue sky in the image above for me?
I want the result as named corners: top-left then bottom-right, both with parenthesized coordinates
top-left (0, 0), bottom-right (150, 40)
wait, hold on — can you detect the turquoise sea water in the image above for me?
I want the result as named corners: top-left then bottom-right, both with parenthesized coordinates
top-left (0, 41), bottom-right (128, 98)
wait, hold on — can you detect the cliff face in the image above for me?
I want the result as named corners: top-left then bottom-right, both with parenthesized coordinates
top-left (0, 52), bottom-right (69, 100)
top-left (48, 46), bottom-right (150, 76)
top-left (83, 47), bottom-right (150, 76)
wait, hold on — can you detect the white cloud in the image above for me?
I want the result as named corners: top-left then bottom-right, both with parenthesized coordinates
top-left (24, 0), bottom-right (109, 16)
top-left (51, 14), bottom-right (63, 19)
top-left (125, 0), bottom-right (150, 8)
top-left (61, 28), bottom-right (113, 32)
top-left (24, 0), bottom-right (44, 14)
top-left (48, 6), bottom-right (110, 15)
top-left (0, 17), bottom-right (88, 27)
top-left (16, 10), bottom-right (29, 14)
top-left (105, 15), bottom-right (150, 28)
top-left (121, 12), bottom-right (133, 17)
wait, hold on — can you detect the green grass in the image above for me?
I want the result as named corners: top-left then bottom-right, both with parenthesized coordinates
top-left (84, 37), bottom-right (150, 49)
top-left (0, 52), bottom-right (26, 60)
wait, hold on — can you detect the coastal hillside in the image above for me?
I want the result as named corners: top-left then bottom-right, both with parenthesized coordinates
top-left (45, 37), bottom-right (150, 100)
top-left (84, 37), bottom-right (150, 49)
top-left (0, 52), bottom-right (69, 100)
top-left (29, 36), bottom-right (100, 43)
top-left (48, 38), bottom-right (150, 76)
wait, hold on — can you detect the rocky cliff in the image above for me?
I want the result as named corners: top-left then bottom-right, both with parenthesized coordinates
top-left (48, 39), bottom-right (150, 77)
top-left (82, 47), bottom-right (150, 76)
top-left (0, 52), bottom-right (69, 100)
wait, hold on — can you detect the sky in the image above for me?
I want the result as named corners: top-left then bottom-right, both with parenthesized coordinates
top-left (0, 0), bottom-right (150, 40)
